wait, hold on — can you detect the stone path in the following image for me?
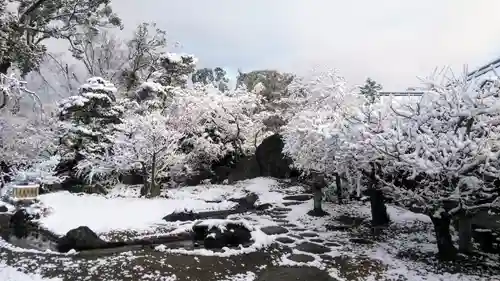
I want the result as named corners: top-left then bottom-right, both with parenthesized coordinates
top-left (254, 196), bottom-right (347, 271)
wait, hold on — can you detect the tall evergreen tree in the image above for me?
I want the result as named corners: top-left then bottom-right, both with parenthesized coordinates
top-left (359, 78), bottom-right (382, 104)
top-left (56, 77), bottom-right (123, 191)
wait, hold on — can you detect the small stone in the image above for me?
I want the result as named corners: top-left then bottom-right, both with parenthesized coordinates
top-left (291, 227), bottom-right (307, 232)
top-left (256, 267), bottom-right (337, 281)
top-left (280, 223), bottom-right (298, 228)
top-left (0, 205), bottom-right (7, 213)
top-left (273, 219), bottom-right (288, 223)
top-left (299, 232), bottom-right (319, 238)
top-left (325, 242), bottom-right (342, 247)
top-left (271, 214), bottom-right (288, 219)
top-left (288, 254), bottom-right (315, 263)
top-left (309, 238), bottom-right (324, 243)
top-left (283, 201), bottom-right (304, 206)
top-left (319, 254), bottom-right (335, 261)
top-left (350, 238), bottom-right (374, 245)
top-left (260, 226), bottom-right (288, 235)
top-left (325, 224), bottom-right (351, 231)
top-left (276, 236), bottom-right (295, 244)
top-left (295, 242), bottom-right (330, 254)
top-left (282, 195), bottom-right (312, 201)
top-left (273, 207), bottom-right (292, 212)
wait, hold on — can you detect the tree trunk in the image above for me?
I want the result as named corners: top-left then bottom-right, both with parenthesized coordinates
top-left (458, 215), bottom-right (473, 253)
top-left (369, 189), bottom-right (390, 226)
top-left (0, 60), bottom-right (9, 110)
top-left (139, 165), bottom-right (149, 197)
top-left (335, 174), bottom-right (343, 204)
top-left (431, 215), bottom-right (457, 261)
top-left (368, 163), bottom-right (389, 226)
top-left (313, 186), bottom-right (323, 212)
top-left (149, 152), bottom-right (159, 197)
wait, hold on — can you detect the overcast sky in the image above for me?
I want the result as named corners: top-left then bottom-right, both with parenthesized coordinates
top-left (107, 0), bottom-right (500, 91)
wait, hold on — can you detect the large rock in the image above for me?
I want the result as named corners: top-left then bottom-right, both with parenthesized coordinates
top-left (163, 210), bottom-right (199, 222)
top-left (57, 226), bottom-right (107, 252)
top-left (255, 134), bottom-right (296, 179)
top-left (0, 205), bottom-right (8, 213)
top-left (193, 221), bottom-right (252, 249)
top-left (229, 193), bottom-right (259, 210)
top-left (10, 209), bottom-right (39, 238)
top-left (163, 209), bottom-right (244, 222)
top-left (227, 155), bottom-right (261, 184)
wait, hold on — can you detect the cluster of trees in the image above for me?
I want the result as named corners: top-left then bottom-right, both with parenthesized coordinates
top-left (282, 70), bottom-right (500, 260)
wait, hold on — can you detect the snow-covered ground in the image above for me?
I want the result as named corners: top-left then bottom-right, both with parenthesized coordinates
top-left (1, 177), bottom-right (499, 281)
top-left (36, 189), bottom-right (238, 236)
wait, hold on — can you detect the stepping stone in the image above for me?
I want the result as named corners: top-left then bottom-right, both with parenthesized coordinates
top-left (273, 219), bottom-right (289, 223)
top-left (280, 223), bottom-right (298, 228)
top-left (299, 232), bottom-right (319, 238)
top-left (309, 238), bottom-right (324, 243)
top-left (325, 241), bottom-right (342, 247)
top-left (288, 254), bottom-right (315, 263)
top-left (260, 226), bottom-right (289, 235)
top-left (325, 224), bottom-right (352, 231)
top-left (256, 267), bottom-right (337, 281)
top-left (295, 242), bottom-right (330, 254)
top-left (291, 227), bottom-right (307, 232)
top-left (319, 254), bottom-right (335, 261)
top-left (282, 195), bottom-right (312, 201)
top-left (273, 207), bottom-right (292, 212)
top-left (350, 238), bottom-right (374, 245)
top-left (271, 214), bottom-right (288, 219)
top-left (283, 201), bottom-right (303, 206)
top-left (276, 236), bottom-right (295, 244)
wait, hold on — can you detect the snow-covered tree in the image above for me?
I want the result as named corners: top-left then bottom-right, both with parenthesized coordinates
top-left (0, 0), bottom-right (121, 110)
top-left (57, 77), bottom-right (123, 191)
top-left (192, 67), bottom-right (230, 92)
top-left (369, 70), bottom-right (500, 260)
top-left (282, 69), bottom-right (364, 215)
top-left (0, 73), bottom-right (42, 111)
top-left (169, 84), bottom-right (263, 174)
top-left (156, 53), bottom-right (197, 88)
top-left (79, 111), bottom-right (184, 197)
top-left (359, 78), bottom-right (382, 105)
top-left (0, 109), bottom-right (58, 186)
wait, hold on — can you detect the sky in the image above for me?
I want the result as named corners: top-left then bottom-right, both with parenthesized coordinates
top-left (75, 1), bottom-right (500, 90)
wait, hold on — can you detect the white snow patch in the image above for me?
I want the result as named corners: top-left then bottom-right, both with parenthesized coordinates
top-left (37, 191), bottom-right (236, 235)
top-left (219, 271), bottom-right (257, 281)
top-left (386, 205), bottom-right (431, 224)
top-left (0, 262), bottom-right (62, 281)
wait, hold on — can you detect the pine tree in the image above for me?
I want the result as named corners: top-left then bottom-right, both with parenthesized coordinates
top-left (57, 77), bottom-right (123, 191)
top-left (359, 78), bottom-right (382, 104)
